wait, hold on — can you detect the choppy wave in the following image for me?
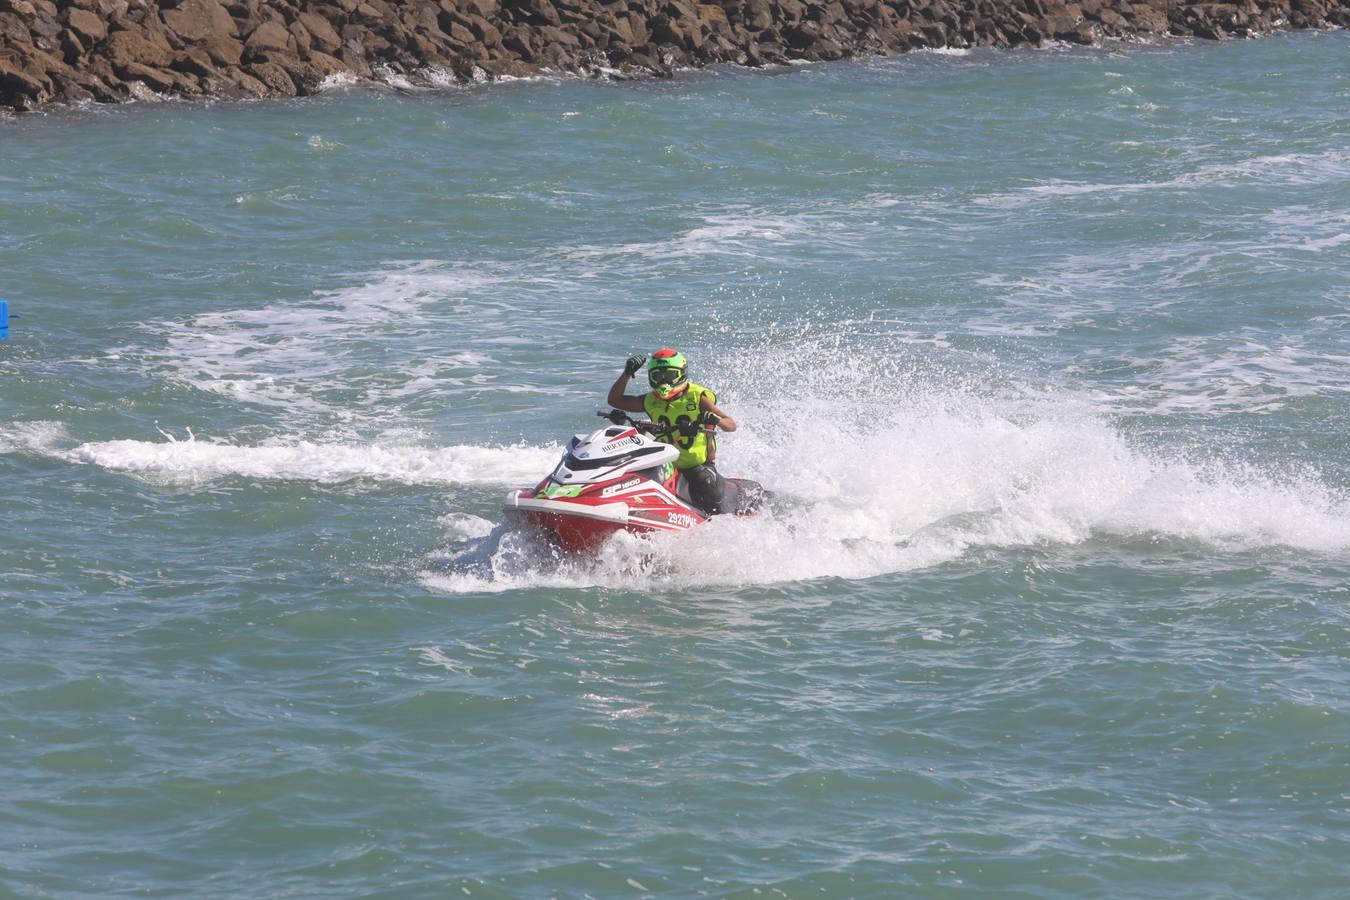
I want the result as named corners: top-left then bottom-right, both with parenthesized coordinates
top-left (1093, 331), bottom-right (1350, 415)
top-left (0, 422), bottom-right (557, 487)
top-left (564, 211), bottom-right (812, 262)
top-left (0, 420), bottom-right (69, 455)
top-left (64, 433), bottom-right (559, 487)
top-left (975, 150), bottom-right (1350, 208)
top-left (129, 261), bottom-right (528, 421)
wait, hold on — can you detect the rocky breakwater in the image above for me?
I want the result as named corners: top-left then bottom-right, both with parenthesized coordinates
top-left (2, 0), bottom-right (1348, 112)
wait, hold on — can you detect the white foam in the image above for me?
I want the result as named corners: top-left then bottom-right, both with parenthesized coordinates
top-left (63, 432), bottom-right (559, 487)
top-left (1097, 332), bottom-right (1350, 416)
top-left (976, 150), bottom-right (1350, 208)
top-left (372, 64), bottom-right (415, 91)
top-left (565, 212), bottom-right (809, 262)
top-left (0, 421), bottom-right (69, 455)
top-left (125, 82), bottom-right (168, 104)
top-left (413, 645), bottom-right (475, 675)
top-left (1263, 207), bottom-right (1350, 254)
top-left (422, 347), bottom-right (1350, 593)
top-left (437, 513), bottom-right (497, 541)
top-left (305, 134), bottom-right (342, 152)
top-left (316, 72), bottom-right (359, 92)
top-left (421, 66), bottom-right (460, 88)
top-left (132, 261), bottom-right (517, 422)
top-left (972, 231), bottom-right (1349, 416)
top-left (1297, 233), bottom-right (1350, 252)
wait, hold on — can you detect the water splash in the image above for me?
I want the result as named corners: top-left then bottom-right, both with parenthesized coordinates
top-left (420, 334), bottom-right (1350, 592)
top-left (61, 432), bottom-right (559, 487)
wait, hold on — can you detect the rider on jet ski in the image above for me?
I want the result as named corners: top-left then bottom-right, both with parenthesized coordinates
top-left (606, 348), bottom-right (738, 515)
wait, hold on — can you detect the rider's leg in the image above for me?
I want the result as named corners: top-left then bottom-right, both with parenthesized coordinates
top-left (682, 463), bottom-right (725, 516)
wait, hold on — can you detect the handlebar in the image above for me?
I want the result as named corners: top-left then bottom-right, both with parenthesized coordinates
top-left (598, 409), bottom-right (715, 438)
top-left (598, 409), bottom-right (668, 435)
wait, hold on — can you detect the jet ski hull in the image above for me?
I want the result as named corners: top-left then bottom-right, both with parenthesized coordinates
top-left (505, 484), bottom-right (707, 553)
top-left (503, 418), bottom-right (765, 554)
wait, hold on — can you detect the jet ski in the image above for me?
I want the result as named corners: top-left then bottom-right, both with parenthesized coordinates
top-left (504, 411), bottom-right (767, 553)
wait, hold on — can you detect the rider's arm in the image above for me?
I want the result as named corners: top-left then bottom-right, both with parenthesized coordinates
top-left (607, 370), bottom-right (647, 413)
top-left (700, 396), bottom-right (737, 432)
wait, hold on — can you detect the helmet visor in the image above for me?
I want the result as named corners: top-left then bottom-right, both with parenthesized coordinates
top-left (649, 367), bottom-right (685, 387)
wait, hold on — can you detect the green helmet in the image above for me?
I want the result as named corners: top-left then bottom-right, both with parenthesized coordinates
top-left (647, 348), bottom-right (689, 401)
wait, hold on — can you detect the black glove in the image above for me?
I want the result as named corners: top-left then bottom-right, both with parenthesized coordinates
top-left (697, 410), bottom-right (721, 427)
top-left (605, 409), bottom-right (627, 425)
top-left (623, 354), bottom-right (647, 378)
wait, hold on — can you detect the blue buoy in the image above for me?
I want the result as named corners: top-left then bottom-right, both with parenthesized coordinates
top-left (0, 299), bottom-right (8, 341)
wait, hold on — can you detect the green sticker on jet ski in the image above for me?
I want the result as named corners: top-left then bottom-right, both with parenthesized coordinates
top-left (538, 484), bottom-right (585, 498)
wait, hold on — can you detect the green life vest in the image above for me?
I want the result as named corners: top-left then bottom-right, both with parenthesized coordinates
top-left (644, 382), bottom-right (716, 469)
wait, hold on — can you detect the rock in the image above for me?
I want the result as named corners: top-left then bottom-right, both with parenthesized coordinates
top-left (1129, 6), bottom-right (1168, 31)
top-left (651, 14), bottom-right (684, 46)
top-left (106, 26), bottom-right (175, 68)
top-left (745, 1), bottom-right (773, 32)
top-left (245, 58), bottom-right (296, 92)
top-left (288, 19), bottom-right (311, 53)
top-left (784, 20), bottom-right (821, 49)
top-left (77, 71), bottom-right (123, 101)
top-left (200, 33), bottom-right (243, 65)
top-left (287, 47), bottom-right (346, 89)
top-left (479, 56), bottom-right (531, 78)
top-left (58, 78), bottom-right (94, 101)
top-left (4, 0), bottom-right (1348, 112)
top-left (696, 4), bottom-right (727, 26)
top-left (606, 13), bottom-right (635, 46)
top-left (1189, 17), bottom-right (1230, 39)
top-left (64, 7), bottom-right (108, 43)
top-left (1044, 13), bottom-right (1080, 36)
top-left (223, 63), bottom-right (268, 94)
top-left (535, 21), bottom-right (575, 45)
top-left (443, 18), bottom-right (474, 45)
top-left (119, 60), bottom-right (178, 90)
top-left (466, 14), bottom-right (500, 45)
top-left (297, 11), bottom-right (340, 52)
top-left (29, 11), bottom-right (58, 39)
top-left (462, 0), bottom-right (498, 18)
top-left (502, 29), bottom-right (533, 59)
top-left (170, 47), bottom-right (213, 75)
top-left (0, 54), bottom-right (49, 101)
top-left (520, 0), bottom-right (561, 27)
top-left (0, 10), bottom-right (31, 42)
top-left (162, 0), bottom-right (234, 41)
top-left (1098, 9), bottom-right (1128, 30)
top-left (60, 27), bottom-right (85, 63)
top-left (1068, 21), bottom-right (1095, 42)
top-left (353, 2), bottom-right (382, 24)
top-left (244, 19), bottom-right (292, 55)
top-left (336, 40), bottom-right (371, 75)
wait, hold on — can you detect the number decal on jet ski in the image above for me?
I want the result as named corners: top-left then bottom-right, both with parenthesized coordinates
top-left (667, 512), bottom-right (698, 528)
top-left (601, 477), bottom-right (643, 497)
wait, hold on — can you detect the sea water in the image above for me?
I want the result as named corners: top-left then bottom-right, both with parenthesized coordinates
top-left (2, 31), bottom-right (1348, 897)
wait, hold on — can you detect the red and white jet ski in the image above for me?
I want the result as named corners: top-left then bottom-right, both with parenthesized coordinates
top-left (504, 411), bottom-right (767, 553)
